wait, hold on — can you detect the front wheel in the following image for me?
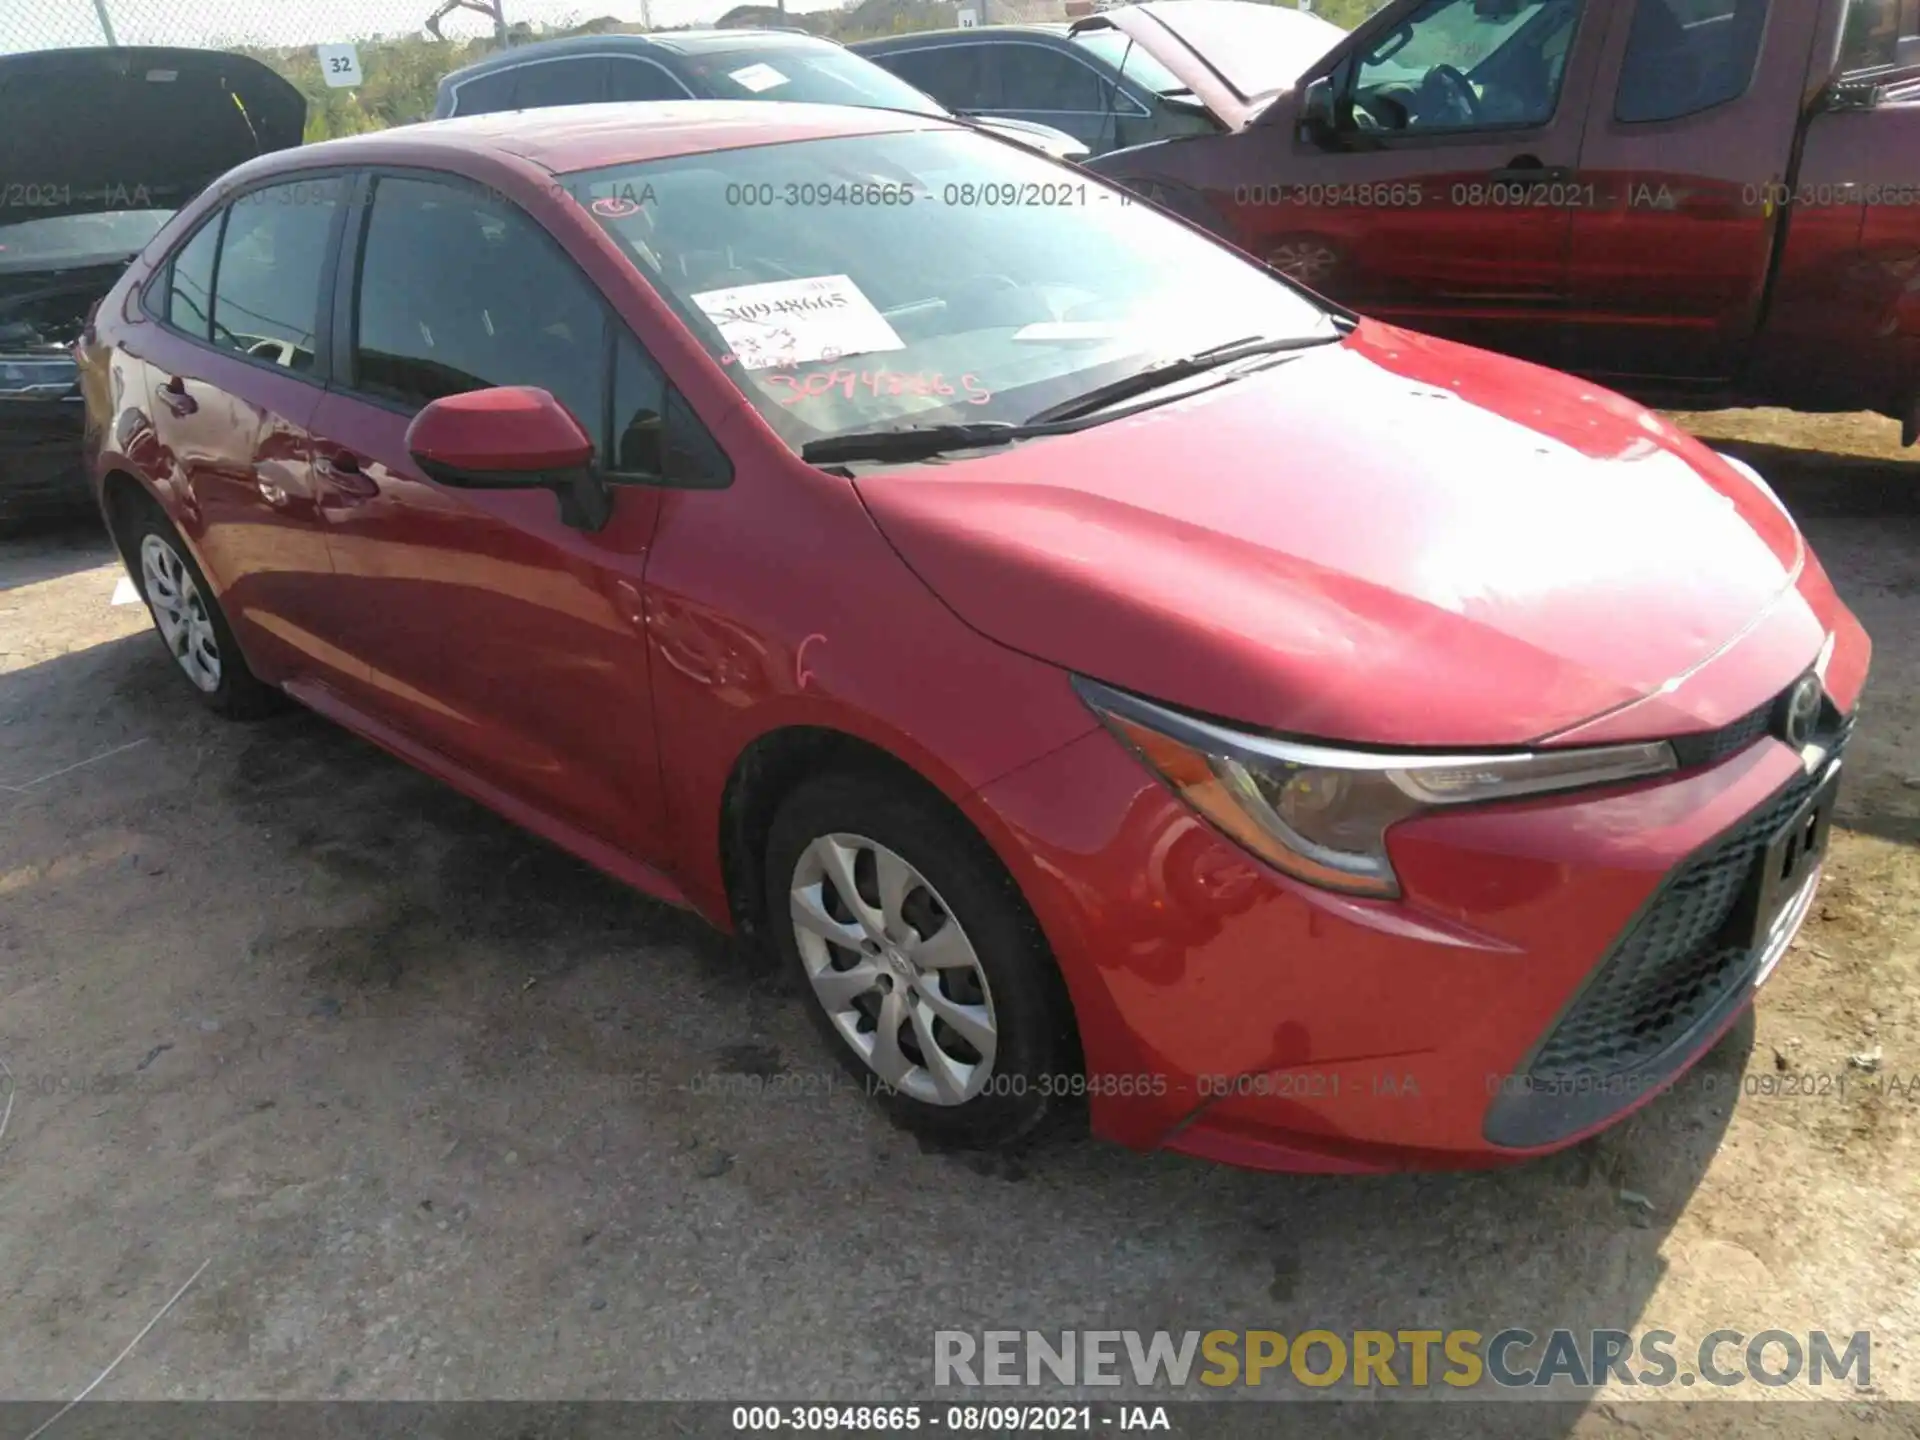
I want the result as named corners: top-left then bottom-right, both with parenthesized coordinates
top-left (765, 771), bottom-right (1075, 1151)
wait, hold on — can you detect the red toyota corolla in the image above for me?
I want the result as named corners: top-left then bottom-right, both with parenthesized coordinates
top-left (82, 101), bottom-right (1870, 1173)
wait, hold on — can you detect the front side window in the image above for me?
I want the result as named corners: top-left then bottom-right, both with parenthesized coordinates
top-left (607, 332), bottom-right (730, 484)
top-left (606, 57), bottom-right (693, 102)
top-left (876, 47), bottom-right (992, 111)
top-left (1841, 0), bottom-right (1920, 72)
top-left (570, 128), bottom-right (1335, 453)
top-left (677, 45), bottom-right (946, 115)
top-left (996, 46), bottom-right (1108, 111)
top-left (212, 180), bottom-right (341, 372)
top-left (509, 58), bottom-right (607, 110)
top-left (1349, 0), bottom-right (1580, 131)
top-left (352, 175), bottom-right (607, 450)
top-left (165, 214), bottom-right (221, 340)
top-left (1615, 0), bottom-right (1770, 123)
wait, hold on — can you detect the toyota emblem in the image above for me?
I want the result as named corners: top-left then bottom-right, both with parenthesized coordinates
top-left (1779, 674), bottom-right (1823, 750)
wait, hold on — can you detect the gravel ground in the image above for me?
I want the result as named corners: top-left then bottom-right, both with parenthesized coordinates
top-left (0, 410), bottom-right (1915, 1427)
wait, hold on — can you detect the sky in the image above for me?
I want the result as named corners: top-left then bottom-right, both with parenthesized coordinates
top-left (3, 0), bottom-right (849, 53)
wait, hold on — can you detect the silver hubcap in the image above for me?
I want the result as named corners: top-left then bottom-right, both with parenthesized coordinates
top-left (789, 833), bottom-right (997, 1106)
top-left (139, 534), bottom-right (221, 693)
top-left (1271, 243), bottom-right (1338, 282)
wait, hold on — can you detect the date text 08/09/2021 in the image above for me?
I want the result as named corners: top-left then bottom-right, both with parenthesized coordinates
top-left (730, 1406), bottom-right (1168, 1432)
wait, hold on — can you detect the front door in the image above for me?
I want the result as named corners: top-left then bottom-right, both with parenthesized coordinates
top-left (304, 170), bottom-right (672, 862)
top-left (1238, 0), bottom-right (1601, 368)
top-left (1564, 0), bottom-right (1824, 386)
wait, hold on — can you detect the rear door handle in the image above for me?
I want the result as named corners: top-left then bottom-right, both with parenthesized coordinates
top-left (314, 449), bottom-right (379, 500)
top-left (157, 376), bottom-right (197, 416)
top-left (1489, 156), bottom-right (1574, 186)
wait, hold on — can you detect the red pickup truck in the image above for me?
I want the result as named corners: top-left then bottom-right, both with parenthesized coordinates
top-left (1083, 0), bottom-right (1920, 441)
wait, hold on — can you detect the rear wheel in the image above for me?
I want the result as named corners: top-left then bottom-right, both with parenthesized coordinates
top-left (128, 506), bottom-right (281, 719)
top-left (765, 771), bottom-right (1074, 1150)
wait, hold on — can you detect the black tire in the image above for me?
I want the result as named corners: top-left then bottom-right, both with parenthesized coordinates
top-left (125, 501), bottom-right (283, 720)
top-left (764, 769), bottom-right (1076, 1151)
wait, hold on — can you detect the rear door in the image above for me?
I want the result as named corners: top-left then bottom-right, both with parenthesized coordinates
top-left (301, 169), bottom-right (680, 862)
top-left (1243, 0), bottom-right (1600, 368)
top-left (138, 176), bottom-right (349, 684)
top-left (1564, 0), bottom-right (1827, 384)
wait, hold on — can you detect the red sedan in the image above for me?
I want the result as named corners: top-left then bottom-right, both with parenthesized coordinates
top-left (82, 101), bottom-right (1869, 1173)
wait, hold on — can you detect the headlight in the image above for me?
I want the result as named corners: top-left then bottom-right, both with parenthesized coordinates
top-left (1076, 677), bottom-right (1677, 899)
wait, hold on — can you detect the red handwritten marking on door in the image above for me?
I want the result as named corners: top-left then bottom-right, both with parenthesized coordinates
top-left (763, 369), bottom-right (992, 405)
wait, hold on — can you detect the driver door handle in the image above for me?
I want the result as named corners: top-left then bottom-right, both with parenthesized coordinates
top-left (157, 376), bottom-right (197, 416)
top-left (315, 449), bottom-right (379, 500)
top-left (1489, 156), bottom-right (1573, 185)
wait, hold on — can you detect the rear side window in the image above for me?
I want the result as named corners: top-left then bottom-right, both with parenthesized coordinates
top-left (1841, 0), bottom-right (1920, 71)
top-left (449, 68), bottom-right (520, 115)
top-left (351, 175), bottom-right (608, 450)
top-left (166, 215), bottom-right (221, 340)
top-left (1615, 0), bottom-right (1770, 123)
top-left (212, 180), bottom-right (341, 373)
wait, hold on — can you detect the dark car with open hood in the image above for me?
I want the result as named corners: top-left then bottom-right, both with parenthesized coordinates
top-left (0, 46), bottom-right (304, 530)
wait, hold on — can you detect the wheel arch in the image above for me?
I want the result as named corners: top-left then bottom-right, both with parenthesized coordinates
top-left (718, 720), bottom-right (1087, 1081)
top-left (717, 727), bottom-right (1072, 1012)
top-left (98, 466), bottom-right (161, 574)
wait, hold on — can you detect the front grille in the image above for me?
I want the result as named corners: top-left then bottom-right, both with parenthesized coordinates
top-left (1669, 698), bottom-right (1775, 771)
top-left (1524, 762), bottom-right (1828, 1084)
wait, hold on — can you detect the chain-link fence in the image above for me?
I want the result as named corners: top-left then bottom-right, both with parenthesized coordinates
top-left (2, 0), bottom-right (1387, 139)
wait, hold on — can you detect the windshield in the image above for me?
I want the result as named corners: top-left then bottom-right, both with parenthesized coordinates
top-left (679, 45), bottom-right (947, 116)
top-left (569, 128), bottom-right (1333, 453)
top-left (1070, 29), bottom-right (1194, 95)
top-left (0, 210), bottom-right (174, 268)
top-left (1144, 0), bottom-right (1347, 99)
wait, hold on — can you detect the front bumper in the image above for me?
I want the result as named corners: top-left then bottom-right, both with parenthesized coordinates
top-left (974, 614), bottom-right (1869, 1174)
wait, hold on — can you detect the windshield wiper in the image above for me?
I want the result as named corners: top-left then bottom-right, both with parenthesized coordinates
top-left (1024, 332), bottom-right (1338, 426)
top-left (801, 421), bottom-right (1044, 466)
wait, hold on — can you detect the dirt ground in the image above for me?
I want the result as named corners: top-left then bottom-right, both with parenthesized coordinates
top-left (0, 409), bottom-right (1916, 1426)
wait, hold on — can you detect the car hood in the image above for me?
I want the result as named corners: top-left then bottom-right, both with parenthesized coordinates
top-left (971, 115), bottom-right (1090, 162)
top-left (0, 47), bottom-right (305, 224)
top-left (1070, 1), bottom-right (1347, 130)
top-left (854, 321), bottom-right (1809, 748)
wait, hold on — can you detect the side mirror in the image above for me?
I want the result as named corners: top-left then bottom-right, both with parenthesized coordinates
top-left (406, 386), bottom-right (611, 531)
top-left (1297, 76), bottom-right (1338, 145)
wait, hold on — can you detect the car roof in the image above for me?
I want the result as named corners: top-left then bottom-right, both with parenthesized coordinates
top-left (853, 25), bottom-right (1069, 48)
top-left (443, 28), bottom-right (843, 80)
top-left (274, 100), bottom-right (949, 177)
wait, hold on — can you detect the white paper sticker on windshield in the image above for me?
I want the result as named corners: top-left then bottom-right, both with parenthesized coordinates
top-left (728, 62), bottom-right (789, 93)
top-left (692, 275), bottom-right (905, 372)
